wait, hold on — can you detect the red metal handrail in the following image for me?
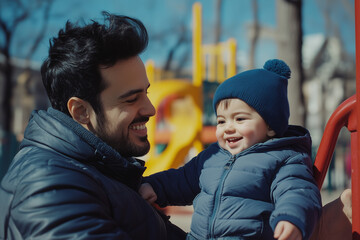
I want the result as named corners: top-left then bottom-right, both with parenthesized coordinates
top-left (354, 0), bottom-right (360, 237)
top-left (313, 95), bottom-right (357, 188)
top-left (313, 96), bottom-right (359, 240)
top-left (314, 1), bottom-right (360, 238)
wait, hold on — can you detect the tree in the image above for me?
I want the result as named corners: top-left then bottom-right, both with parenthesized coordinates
top-left (162, 23), bottom-right (190, 76)
top-left (0, 0), bottom-right (54, 132)
top-left (276, 0), bottom-right (305, 126)
top-left (214, 0), bottom-right (223, 44)
top-left (0, 0), bottom-right (55, 179)
top-left (248, 0), bottom-right (259, 70)
top-left (244, 0), bottom-right (305, 124)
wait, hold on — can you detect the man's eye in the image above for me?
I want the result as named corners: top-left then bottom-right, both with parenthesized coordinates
top-left (236, 118), bottom-right (245, 122)
top-left (126, 97), bottom-right (138, 103)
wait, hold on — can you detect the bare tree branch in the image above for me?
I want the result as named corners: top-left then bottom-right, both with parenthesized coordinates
top-left (0, 0), bottom-right (56, 133)
top-left (163, 24), bottom-right (188, 71)
top-left (341, 0), bottom-right (355, 21)
top-left (214, 0), bottom-right (222, 44)
top-left (248, 0), bottom-right (259, 69)
top-left (0, 19), bottom-right (12, 54)
top-left (25, 0), bottom-right (54, 60)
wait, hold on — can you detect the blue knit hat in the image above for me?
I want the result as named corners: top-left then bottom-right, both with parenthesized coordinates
top-left (213, 59), bottom-right (290, 136)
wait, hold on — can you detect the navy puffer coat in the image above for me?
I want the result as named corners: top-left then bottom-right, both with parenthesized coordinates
top-left (145, 126), bottom-right (322, 240)
top-left (0, 108), bottom-right (173, 240)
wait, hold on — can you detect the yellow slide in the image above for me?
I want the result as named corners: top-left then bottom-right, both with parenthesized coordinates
top-left (144, 79), bottom-right (203, 176)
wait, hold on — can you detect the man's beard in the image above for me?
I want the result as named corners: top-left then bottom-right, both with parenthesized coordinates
top-left (94, 112), bottom-right (150, 158)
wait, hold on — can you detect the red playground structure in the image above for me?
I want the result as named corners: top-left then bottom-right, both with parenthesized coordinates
top-left (313, 0), bottom-right (360, 238)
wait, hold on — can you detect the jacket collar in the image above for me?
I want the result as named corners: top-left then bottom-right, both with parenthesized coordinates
top-left (28, 108), bottom-right (146, 190)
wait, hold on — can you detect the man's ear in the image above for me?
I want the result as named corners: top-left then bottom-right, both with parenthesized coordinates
top-left (67, 97), bottom-right (91, 125)
top-left (267, 128), bottom-right (276, 138)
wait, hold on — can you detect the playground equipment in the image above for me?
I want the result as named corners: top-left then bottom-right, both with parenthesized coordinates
top-left (313, 0), bottom-right (359, 238)
top-left (144, 2), bottom-right (236, 176)
top-left (202, 38), bottom-right (237, 83)
top-left (145, 1), bottom-right (360, 236)
top-left (144, 79), bottom-right (203, 175)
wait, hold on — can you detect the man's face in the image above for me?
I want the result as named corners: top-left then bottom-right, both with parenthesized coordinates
top-left (215, 98), bottom-right (272, 155)
top-left (92, 56), bottom-right (156, 157)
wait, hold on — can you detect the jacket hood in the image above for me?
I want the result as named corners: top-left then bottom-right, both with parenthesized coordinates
top-left (272, 125), bottom-right (312, 155)
top-left (22, 108), bottom-right (93, 161)
top-left (20, 108), bottom-right (146, 190)
top-left (253, 125), bottom-right (311, 155)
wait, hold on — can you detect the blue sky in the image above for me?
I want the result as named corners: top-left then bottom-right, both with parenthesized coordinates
top-left (3, 0), bottom-right (356, 69)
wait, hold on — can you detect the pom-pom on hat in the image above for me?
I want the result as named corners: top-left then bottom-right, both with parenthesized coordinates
top-left (213, 59), bottom-right (290, 137)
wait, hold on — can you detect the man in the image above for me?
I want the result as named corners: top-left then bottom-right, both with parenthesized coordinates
top-left (0, 12), bottom-right (353, 240)
top-left (310, 189), bottom-right (352, 240)
top-left (0, 12), bottom-right (183, 239)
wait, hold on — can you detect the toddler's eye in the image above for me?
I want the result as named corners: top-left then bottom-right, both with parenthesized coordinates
top-left (217, 120), bottom-right (225, 125)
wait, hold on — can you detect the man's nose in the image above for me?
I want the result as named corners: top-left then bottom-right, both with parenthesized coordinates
top-left (141, 96), bottom-right (156, 117)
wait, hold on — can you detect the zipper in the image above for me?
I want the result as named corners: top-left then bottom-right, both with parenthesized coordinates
top-left (208, 155), bottom-right (237, 238)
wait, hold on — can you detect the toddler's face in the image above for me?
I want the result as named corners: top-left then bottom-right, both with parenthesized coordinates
top-left (215, 98), bottom-right (275, 155)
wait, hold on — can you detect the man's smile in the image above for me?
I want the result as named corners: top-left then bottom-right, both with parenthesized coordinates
top-left (130, 123), bottom-right (148, 137)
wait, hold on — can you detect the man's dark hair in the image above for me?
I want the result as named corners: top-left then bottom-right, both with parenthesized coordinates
top-left (41, 12), bottom-right (148, 116)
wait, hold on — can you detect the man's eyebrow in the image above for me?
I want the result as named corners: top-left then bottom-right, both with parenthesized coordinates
top-left (118, 84), bottom-right (150, 99)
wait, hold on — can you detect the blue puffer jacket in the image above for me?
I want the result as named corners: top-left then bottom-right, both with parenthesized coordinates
top-left (145, 126), bottom-right (322, 240)
top-left (0, 108), bottom-right (174, 240)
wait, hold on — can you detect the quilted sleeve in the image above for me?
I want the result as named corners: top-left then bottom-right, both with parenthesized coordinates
top-left (270, 152), bottom-right (322, 240)
top-left (143, 149), bottom-right (209, 207)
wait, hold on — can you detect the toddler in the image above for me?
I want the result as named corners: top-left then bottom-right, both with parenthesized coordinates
top-left (140, 59), bottom-right (322, 240)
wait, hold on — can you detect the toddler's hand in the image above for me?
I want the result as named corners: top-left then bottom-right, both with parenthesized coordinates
top-left (274, 221), bottom-right (302, 240)
top-left (139, 183), bottom-right (157, 204)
